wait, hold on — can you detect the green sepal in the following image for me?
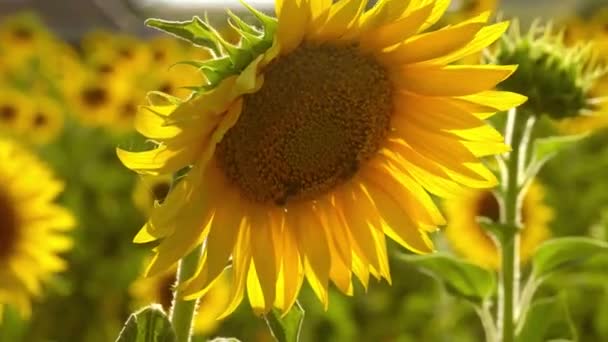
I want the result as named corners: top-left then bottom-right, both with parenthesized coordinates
top-left (399, 253), bottom-right (496, 304)
top-left (516, 295), bottom-right (576, 342)
top-left (147, 4), bottom-right (277, 92)
top-left (264, 301), bottom-right (305, 342)
top-left (115, 305), bottom-right (177, 342)
top-left (532, 237), bottom-right (608, 281)
top-left (146, 17), bottom-right (225, 55)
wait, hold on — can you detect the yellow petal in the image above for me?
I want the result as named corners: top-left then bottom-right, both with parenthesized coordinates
top-left (395, 65), bottom-right (517, 96)
top-left (337, 184), bottom-right (382, 273)
top-left (360, 3), bottom-right (433, 51)
top-left (277, 0), bottom-right (310, 54)
top-left (249, 209), bottom-right (277, 313)
top-left (394, 92), bottom-right (495, 132)
top-left (313, 0), bottom-right (366, 42)
top-left (218, 223), bottom-right (252, 319)
top-left (458, 91), bottom-right (528, 111)
top-left (365, 160), bottom-right (445, 227)
top-left (379, 22), bottom-right (483, 65)
top-left (414, 0), bottom-right (450, 32)
top-left (117, 143), bottom-right (201, 175)
top-left (358, 0), bottom-right (412, 33)
top-left (183, 192), bottom-right (244, 297)
top-left (381, 142), bottom-right (465, 198)
top-left (276, 220), bottom-right (304, 314)
top-left (362, 181), bottom-right (433, 253)
top-left (295, 203), bottom-right (330, 308)
top-left (418, 21), bottom-right (510, 66)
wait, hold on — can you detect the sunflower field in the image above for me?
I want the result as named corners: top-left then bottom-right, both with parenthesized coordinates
top-left (1, 1), bottom-right (608, 341)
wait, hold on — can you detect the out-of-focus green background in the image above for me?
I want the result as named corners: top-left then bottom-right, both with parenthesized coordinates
top-left (1, 1), bottom-right (608, 341)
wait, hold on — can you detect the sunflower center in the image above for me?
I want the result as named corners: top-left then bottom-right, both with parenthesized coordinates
top-left (0, 105), bottom-right (17, 122)
top-left (216, 44), bottom-right (393, 205)
top-left (12, 27), bottom-right (32, 41)
top-left (477, 191), bottom-right (528, 224)
top-left (82, 87), bottom-right (108, 108)
top-left (478, 192), bottom-right (500, 222)
top-left (0, 191), bottom-right (19, 260)
top-left (121, 102), bottom-right (137, 118)
top-left (33, 112), bottom-right (48, 127)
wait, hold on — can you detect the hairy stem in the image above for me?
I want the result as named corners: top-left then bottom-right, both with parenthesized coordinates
top-left (170, 243), bottom-right (204, 342)
top-left (497, 108), bottom-right (532, 342)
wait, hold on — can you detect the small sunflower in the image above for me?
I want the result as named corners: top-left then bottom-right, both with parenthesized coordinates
top-left (0, 13), bottom-right (54, 65)
top-left (107, 90), bottom-right (148, 132)
top-left (0, 139), bottom-right (74, 317)
top-left (119, 0), bottom-right (525, 316)
top-left (67, 72), bottom-right (128, 127)
top-left (130, 264), bottom-right (230, 335)
top-left (444, 182), bottom-right (552, 269)
top-left (23, 96), bottom-right (65, 145)
top-left (132, 174), bottom-right (174, 215)
top-left (0, 88), bottom-right (32, 136)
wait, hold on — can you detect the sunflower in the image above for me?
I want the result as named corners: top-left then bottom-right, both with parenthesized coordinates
top-left (444, 182), bottom-right (552, 269)
top-left (0, 12), bottom-right (54, 65)
top-left (0, 139), bottom-right (74, 317)
top-left (0, 88), bottom-right (32, 136)
top-left (22, 96), bottom-right (65, 145)
top-left (118, 0), bottom-right (525, 316)
top-left (106, 90), bottom-right (148, 133)
top-left (67, 72), bottom-right (128, 127)
top-left (132, 174), bottom-right (174, 215)
top-left (130, 264), bottom-right (230, 335)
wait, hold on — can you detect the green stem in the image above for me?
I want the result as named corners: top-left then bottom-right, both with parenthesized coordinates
top-left (497, 108), bottom-right (531, 342)
top-left (170, 243), bottom-right (204, 342)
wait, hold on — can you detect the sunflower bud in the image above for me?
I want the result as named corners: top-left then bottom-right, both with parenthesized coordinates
top-left (488, 20), bottom-right (604, 120)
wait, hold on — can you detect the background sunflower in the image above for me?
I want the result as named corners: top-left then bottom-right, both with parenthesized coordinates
top-left (0, 139), bottom-right (74, 318)
top-left (444, 182), bottom-right (553, 269)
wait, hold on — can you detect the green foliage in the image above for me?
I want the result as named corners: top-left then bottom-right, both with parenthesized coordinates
top-left (264, 302), bottom-right (305, 342)
top-left (399, 253), bottom-right (496, 304)
top-left (116, 305), bottom-right (176, 342)
top-left (0, 306), bottom-right (27, 342)
top-left (145, 6), bottom-right (277, 90)
top-left (527, 133), bottom-right (588, 180)
top-left (516, 296), bottom-right (576, 342)
top-left (532, 237), bottom-right (608, 280)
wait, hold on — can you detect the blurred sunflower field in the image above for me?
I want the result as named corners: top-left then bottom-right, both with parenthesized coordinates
top-left (1, 0), bottom-right (608, 341)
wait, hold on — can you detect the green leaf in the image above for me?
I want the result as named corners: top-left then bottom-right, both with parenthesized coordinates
top-left (516, 295), bottom-right (576, 342)
top-left (532, 237), bottom-right (608, 279)
top-left (264, 301), bottom-right (305, 342)
top-left (399, 253), bottom-right (496, 303)
top-left (527, 134), bottom-right (587, 179)
top-left (116, 305), bottom-right (176, 342)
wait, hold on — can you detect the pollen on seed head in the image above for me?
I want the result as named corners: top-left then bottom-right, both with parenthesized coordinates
top-left (216, 44), bottom-right (393, 205)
